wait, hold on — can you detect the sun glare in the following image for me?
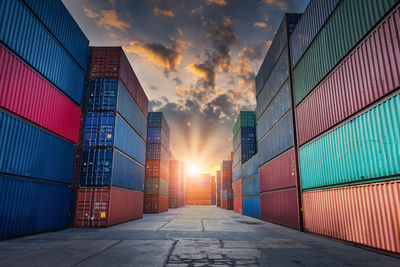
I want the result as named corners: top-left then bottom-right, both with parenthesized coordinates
top-left (187, 164), bottom-right (200, 174)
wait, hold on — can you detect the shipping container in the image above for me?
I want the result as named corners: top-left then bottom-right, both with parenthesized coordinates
top-left (296, 8), bottom-right (400, 146)
top-left (233, 111), bottom-right (256, 138)
top-left (257, 82), bottom-right (291, 139)
top-left (0, 44), bottom-right (81, 144)
top-left (232, 163), bottom-right (242, 182)
top-left (232, 179), bottom-right (242, 197)
top-left (144, 195), bottom-right (169, 213)
top-left (242, 197), bottom-right (260, 218)
top-left (290, 0), bottom-right (341, 68)
top-left (260, 188), bottom-right (300, 230)
top-left (242, 154), bottom-right (258, 179)
top-left (145, 160), bottom-right (169, 180)
top-left (146, 143), bottom-right (170, 164)
top-left (86, 79), bottom-right (147, 140)
top-left (255, 14), bottom-right (301, 96)
top-left (233, 143), bottom-right (257, 166)
top-left (258, 112), bottom-right (293, 166)
top-left (0, 174), bottom-right (73, 239)
top-left (233, 127), bottom-right (256, 152)
top-left (302, 180), bottom-right (400, 254)
top-left (21, 0), bottom-right (89, 70)
top-left (79, 148), bottom-right (144, 191)
top-left (83, 112), bottom-right (145, 165)
top-left (300, 92), bottom-right (400, 190)
top-left (233, 196), bottom-right (242, 214)
top-left (89, 47), bottom-right (148, 117)
top-left (242, 175), bottom-right (259, 197)
top-left (74, 187), bottom-right (143, 227)
top-left (147, 128), bottom-right (170, 151)
top-left (144, 178), bottom-right (168, 196)
top-left (147, 112), bottom-right (170, 138)
top-left (293, 0), bottom-right (399, 106)
top-left (259, 148), bottom-right (296, 192)
top-left (0, 109), bottom-right (76, 184)
top-left (0, 0), bottom-right (86, 105)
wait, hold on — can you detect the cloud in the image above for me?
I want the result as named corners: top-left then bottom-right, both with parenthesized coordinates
top-left (265, 14), bottom-right (270, 21)
top-left (153, 7), bottom-right (174, 17)
top-left (187, 63), bottom-right (216, 87)
top-left (238, 41), bottom-right (271, 61)
top-left (83, 6), bottom-right (99, 18)
top-left (150, 85), bottom-right (159, 91)
top-left (97, 10), bottom-right (130, 31)
top-left (254, 22), bottom-right (267, 28)
top-left (263, 0), bottom-right (299, 11)
top-left (206, 0), bottom-right (227, 6)
top-left (173, 77), bottom-right (183, 86)
top-left (177, 27), bottom-right (184, 36)
top-left (190, 6), bottom-right (203, 15)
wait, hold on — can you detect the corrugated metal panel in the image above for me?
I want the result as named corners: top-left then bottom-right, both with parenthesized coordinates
top-left (256, 50), bottom-right (289, 118)
top-left (257, 82), bottom-right (291, 139)
top-left (296, 8), bottom-right (400, 146)
top-left (0, 0), bottom-right (86, 105)
top-left (79, 148), bottom-right (144, 191)
top-left (242, 197), bottom-right (260, 218)
top-left (87, 79), bottom-right (147, 141)
top-left (83, 113), bottom-right (146, 165)
top-left (232, 162), bottom-right (242, 182)
top-left (300, 92), bottom-right (400, 190)
top-left (242, 174), bottom-right (259, 197)
top-left (258, 112), bottom-right (293, 166)
top-left (144, 194), bottom-right (168, 213)
top-left (233, 179), bottom-right (242, 197)
top-left (260, 188), bottom-right (300, 230)
top-left (74, 187), bottom-right (143, 227)
top-left (144, 178), bottom-right (168, 196)
top-left (233, 111), bottom-right (255, 138)
top-left (302, 180), bottom-right (400, 254)
top-left (21, 0), bottom-right (89, 70)
top-left (259, 148), bottom-right (296, 192)
top-left (0, 109), bottom-right (76, 184)
top-left (293, 0), bottom-right (399, 106)
top-left (233, 196), bottom-right (242, 214)
top-left (233, 127), bottom-right (256, 152)
top-left (145, 160), bottom-right (169, 180)
top-left (233, 143), bottom-right (257, 166)
top-left (290, 0), bottom-right (341, 68)
top-left (0, 174), bottom-right (73, 239)
top-left (0, 44), bottom-right (81, 144)
top-left (146, 143), bottom-right (170, 165)
top-left (242, 154), bottom-right (258, 179)
top-left (222, 160), bottom-right (232, 171)
top-left (147, 128), bottom-right (170, 151)
top-left (216, 171), bottom-right (221, 191)
top-left (148, 112), bottom-right (170, 139)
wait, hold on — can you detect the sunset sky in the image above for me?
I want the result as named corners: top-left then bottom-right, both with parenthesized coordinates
top-left (63, 0), bottom-right (309, 175)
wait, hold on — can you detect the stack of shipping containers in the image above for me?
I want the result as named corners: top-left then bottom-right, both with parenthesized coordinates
top-left (232, 111), bottom-right (257, 214)
top-left (144, 112), bottom-right (170, 213)
top-left (186, 174), bottom-right (212, 205)
top-left (211, 176), bottom-right (216, 205)
top-left (242, 154), bottom-right (260, 218)
top-left (169, 159), bottom-right (180, 208)
top-left (180, 163), bottom-right (187, 207)
top-left (220, 160), bottom-right (233, 210)
top-left (216, 171), bottom-right (221, 207)
top-left (291, 0), bottom-right (400, 254)
top-left (74, 47), bottom-right (147, 227)
top-left (256, 14), bottom-right (301, 230)
top-left (0, 0), bottom-right (89, 238)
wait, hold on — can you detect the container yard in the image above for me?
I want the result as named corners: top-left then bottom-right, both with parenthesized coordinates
top-left (1, 0), bottom-right (399, 265)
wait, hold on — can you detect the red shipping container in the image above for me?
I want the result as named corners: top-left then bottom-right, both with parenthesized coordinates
top-left (296, 8), bottom-right (400, 146)
top-left (260, 188), bottom-right (300, 230)
top-left (303, 180), bottom-right (400, 254)
top-left (74, 187), bottom-right (143, 227)
top-left (259, 149), bottom-right (297, 192)
top-left (145, 160), bottom-right (168, 180)
top-left (232, 179), bottom-right (242, 197)
top-left (0, 44), bottom-right (81, 144)
top-left (89, 47), bottom-right (148, 118)
top-left (226, 199), bottom-right (233, 210)
top-left (234, 196), bottom-right (242, 214)
top-left (144, 194), bottom-right (168, 213)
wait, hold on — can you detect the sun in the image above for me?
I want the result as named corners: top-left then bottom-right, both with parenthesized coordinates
top-left (187, 164), bottom-right (200, 174)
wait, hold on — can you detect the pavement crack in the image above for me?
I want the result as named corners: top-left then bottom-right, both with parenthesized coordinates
top-left (156, 220), bottom-right (171, 231)
top-left (163, 240), bottom-right (178, 266)
top-left (71, 240), bottom-right (123, 266)
top-left (201, 219), bottom-right (205, 232)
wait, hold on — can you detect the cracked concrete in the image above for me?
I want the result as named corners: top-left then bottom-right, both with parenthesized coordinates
top-left (0, 206), bottom-right (399, 266)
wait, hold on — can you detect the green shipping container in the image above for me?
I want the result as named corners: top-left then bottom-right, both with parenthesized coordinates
top-left (233, 111), bottom-right (256, 138)
top-left (299, 92), bottom-right (400, 190)
top-left (144, 178), bottom-right (169, 196)
top-left (293, 0), bottom-right (398, 106)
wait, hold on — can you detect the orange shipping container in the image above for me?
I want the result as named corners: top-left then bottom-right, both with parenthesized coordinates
top-left (234, 196), bottom-right (242, 214)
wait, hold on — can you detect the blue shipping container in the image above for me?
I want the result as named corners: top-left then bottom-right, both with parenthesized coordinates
top-left (242, 154), bottom-right (258, 179)
top-left (147, 127), bottom-right (170, 151)
top-left (243, 197), bottom-right (260, 218)
top-left (21, 0), bottom-right (90, 71)
top-left (148, 112), bottom-right (170, 139)
top-left (79, 148), bottom-right (144, 191)
top-left (0, 109), bottom-right (76, 184)
top-left (0, 0), bottom-right (86, 105)
top-left (0, 174), bottom-right (73, 239)
top-left (87, 79), bottom-right (147, 141)
top-left (234, 143), bottom-right (257, 166)
top-left (257, 82), bottom-right (291, 139)
top-left (258, 112), bottom-right (293, 166)
top-left (83, 112), bottom-right (146, 165)
top-left (242, 175), bottom-right (259, 197)
top-left (233, 127), bottom-right (256, 152)
top-left (290, 0), bottom-right (341, 68)
top-left (146, 143), bottom-right (170, 165)
top-left (232, 163), bottom-right (242, 182)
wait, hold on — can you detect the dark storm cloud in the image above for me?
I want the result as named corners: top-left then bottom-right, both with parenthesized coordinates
top-left (173, 76), bottom-right (183, 85)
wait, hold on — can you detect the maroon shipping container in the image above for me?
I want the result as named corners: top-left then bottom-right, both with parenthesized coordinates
top-left (74, 187), bottom-right (143, 227)
top-left (89, 47), bottom-right (148, 118)
top-left (145, 159), bottom-right (169, 181)
top-left (260, 188), bottom-right (300, 230)
top-left (296, 7), bottom-right (400, 146)
top-left (259, 149), bottom-right (297, 192)
top-left (144, 194), bottom-right (168, 213)
top-left (234, 196), bottom-right (242, 214)
top-left (303, 180), bottom-right (400, 254)
top-left (226, 199), bottom-right (233, 210)
top-left (0, 44), bottom-right (81, 144)
top-left (232, 179), bottom-right (242, 197)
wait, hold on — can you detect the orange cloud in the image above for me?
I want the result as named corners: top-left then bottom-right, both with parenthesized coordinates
top-left (97, 10), bottom-right (130, 31)
top-left (191, 6), bottom-right (203, 15)
top-left (264, 0), bottom-right (287, 10)
top-left (153, 7), bottom-right (174, 17)
top-left (206, 0), bottom-right (227, 6)
top-left (254, 22), bottom-right (267, 28)
top-left (83, 6), bottom-right (99, 18)
top-left (177, 27), bottom-right (184, 36)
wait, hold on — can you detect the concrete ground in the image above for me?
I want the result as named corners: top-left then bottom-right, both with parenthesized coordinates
top-left (0, 206), bottom-right (399, 267)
